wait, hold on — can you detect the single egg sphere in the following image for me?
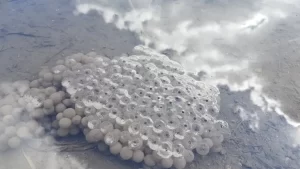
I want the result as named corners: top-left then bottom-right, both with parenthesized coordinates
top-left (161, 158), bottom-right (173, 168)
top-left (3, 115), bottom-right (16, 126)
top-left (196, 142), bottom-right (210, 156)
top-left (5, 126), bottom-right (17, 138)
top-left (45, 87), bottom-right (57, 96)
top-left (42, 82), bottom-right (52, 88)
top-left (35, 127), bottom-right (45, 137)
top-left (62, 99), bottom-right (73, 107)
top-left (31, 108), bottom-right (44, 119)
top-left (81, 117), bottom-right (88, 127)
top-left (50, 92), bottom-right (63, 105)
top-left (98, 142), bottom-right (109, 152)
top-left (55, 103), bottom-right (66, 113)
top-left (53, 74), bottom-right (63, 82)
top-left (17, 126), bottom-right (32, 140)
top-left (85, 129), bottom-right (104, 142)
top-left (144, 155), bottom-right (156, 167)
top-left (0, 104), bottom-right (13, 116)
top-left (72, 115), bottom-right (82, 125)
top-left (183, 149), bottom-right (194, 163)
top-left (63, 108), bottom-right (76, 118)
top-left (26, 120), bottom-right (39, 131)
top-left (110, 142), bottom-right (122, 155)
top-left (132, 150), bottom-right (144, 163)
top-left (173, 157), bottom-right (186, 169)
top-left (56, 113), bottom-right (64, 120)
top-left (29, 80), bottom-right (40, 88)
top-left (59, 118), bottom-right (72, 129)
top-left (120, 146), bottom-right (133, 160)
top-left (8, 136), bottom-right (21, 149)
top-left (202, 138), bottom-right (214, 148)
top-left (57, 128), bottom-right (69, 137)
top-left (43, 72), bottom-right (53, 82)
top-left (43, 99), bottom-right (54, 109)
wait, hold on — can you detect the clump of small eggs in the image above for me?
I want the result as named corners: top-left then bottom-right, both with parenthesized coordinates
top-left (0, 45), bottom-right (230, 169)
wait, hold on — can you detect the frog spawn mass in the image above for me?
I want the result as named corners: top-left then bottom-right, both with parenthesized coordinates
top-left (60, 46), bottom-right (230, 168)
top-left (0, 46), bottom-right (230, 169)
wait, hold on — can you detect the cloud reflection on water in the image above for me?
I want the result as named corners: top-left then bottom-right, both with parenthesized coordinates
top-left (74, 0), bottom-right (300, 129)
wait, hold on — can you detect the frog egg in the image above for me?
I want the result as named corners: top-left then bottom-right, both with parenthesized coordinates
top-left (31, 108), bottom-right (44, 119)
top-left (144, 155), bottom-right (156, 167)
top-left (153, 119), bottom-right (166, 133)
top-left (157, 142), bottom-right (173, 158)
top-left (53, 74), bottom-right (63, 82)
top-left (104, 131), bottom-right (119, 146)
top-left (56, 112), bottom-right (64, 120)
top-left (214, 120), bottom-right (230, 135)
top-left (210, 132), bottom-right (224, 145)
top-left (128, 137), bottom-right (143, 150)
top-left (3, 115), bottom-right (16, 126)
top-left (45, 87), bottom-right (57, 96)
top-left (202, 138), bottom-right (213, 148)
top-left (81, 116), bottom-right (88, 127)
top-left (62, 99), bottom-right (73, 107)
top-left (16, 126), bottom-right (32, 140)
top-left (52, 65), bottom-right (67, 74)
top-left (85, 129), bottom-right (104, 142)
top-left (69, 126), bottom-right (80, 135)
top-left (182, 135), bottom-right (197, 150)
top-left (147, 134), bottom-right (161, 151)
top-left (54, 102), bottom-right (64, 112)
top-left (59, 118), bottom-right (72, 129)
top-left (63, 108), bottom-right (76, 118)
top-left (97, 141), bottom-right (109, 152)
top-left (180, 121), bottom-right (191, 132)
top-left (120, 146), bottom-right (133, 160)
top-left (173, 157), bottom-right (186, 169)
top-left (183, 149), bottom-right (194, 163)
top-left (50, 92), bottom-right (63, 105)
top-left (72, 115), bottom-right (82, 125)
top-left (210, 144), bottom-right (223, 153)
top-left (119, 131), bottom-right (131, 144)
top-left (34, 126), bottom-right (46, 137)
top-left (5, 126), bottom-right (17, 138)
top-left (99, 121), bottom-right (114, 134)
top-left (29, 80), bottom-right (40, 88)
top-left (43, 72), bottom-right (53, 82)
top-left (196, 142), bottom-right (210, 156)
top-left (0, 104), bottom-right (13, 116)
top-left (161, 130), bottom-right (173, 142)
top-left (110, 142), bottom-right (122, 155)
top-left (172, 143), bottom-right (184, 157)
top-left (57, 128), bottom-right (69, 137)
top-left (161, 157), bottom-right (173, 168)
top-left (109, 108), bottom-right (121, 119)
top-left (7, 136), bottom-right (21, 149)
top-left (43, 99), bottom-right (54, 109)
top-left (191, 123), bottom-right (204, 136)
top-left (84, 107), bottom-right (96, 115)
top-left (166, 117), bottom-right (179, 130)
top-left (173, 128), bottom-right (185, 140)
top-left (128, 122), bottom-right (142, 135)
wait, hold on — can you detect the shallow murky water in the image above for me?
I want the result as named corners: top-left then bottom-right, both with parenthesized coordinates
top-left (0, 0), bottom-right (300, 169)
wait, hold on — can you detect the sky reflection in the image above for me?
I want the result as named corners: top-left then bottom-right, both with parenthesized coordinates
top-left (75, 0), bottom-right (300, 128)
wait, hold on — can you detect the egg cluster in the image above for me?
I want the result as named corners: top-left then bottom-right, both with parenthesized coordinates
top-left (0, 45), bottom-right (229, 169)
